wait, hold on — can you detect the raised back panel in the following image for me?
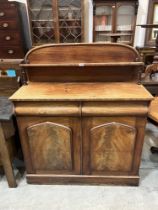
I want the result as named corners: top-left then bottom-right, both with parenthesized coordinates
top-left (22, 43), bottom-right (143, 83)
top-left (25, 43), bottom-right (140, 64)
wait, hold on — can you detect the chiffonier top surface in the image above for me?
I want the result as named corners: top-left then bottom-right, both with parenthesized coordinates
top-left (10, 82), bottom-right (152, 101)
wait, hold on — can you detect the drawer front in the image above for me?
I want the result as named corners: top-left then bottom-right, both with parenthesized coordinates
top-left (0, 47), bottom-right (24, 59)
top-left (0, 32), bottom-right (21, 45)
top-left (0, 6), bottom-right (18, 19)
top-left (0, 20), bottom-right (18, 30)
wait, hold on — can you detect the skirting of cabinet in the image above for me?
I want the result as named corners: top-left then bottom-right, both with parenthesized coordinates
top-left (26, 174), bottom-right (139, 186)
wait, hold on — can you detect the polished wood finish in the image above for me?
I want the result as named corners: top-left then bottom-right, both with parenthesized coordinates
top-left (0, 1), bottom-right (25, 59)
top-left (24, 43), bottom-right (140, 64)
top-left (16, 116), bottom-right (81, 175)
top-left (89, 122), bottom-right (136, 172)
top-left (10, 82), bottom-right (151, 101)
top-left (148, 97), bottom-right (158, 122)
top-left (10, 43), bottom-right (152, 185)
top-left (27, 122), bottom-right (72, 171)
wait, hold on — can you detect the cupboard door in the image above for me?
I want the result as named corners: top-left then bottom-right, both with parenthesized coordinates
top-left (28, 0), bottom-right (56, 45)
top-left (82, 117), bottom-right (138, 175)
top-left (17, 117), bottom-right (81, 175)
top-left (58, 0), bottom-right (83, 43)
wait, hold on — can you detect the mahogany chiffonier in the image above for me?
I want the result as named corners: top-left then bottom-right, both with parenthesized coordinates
top-left (10, 43), bottom-right (153, 186)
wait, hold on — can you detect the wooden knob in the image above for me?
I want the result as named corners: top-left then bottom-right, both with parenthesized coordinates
top-left (5, 36), bottom-right (11, 41)
top-left (0, 12), bottom-right (5, 17)
top-left (3, 23), bottom-right (8, 28)
top-left (8, 49), bottom-right (14, 54)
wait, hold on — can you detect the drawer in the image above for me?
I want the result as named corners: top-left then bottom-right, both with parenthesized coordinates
top-left (0, 20), bottom-right (18, 30)
top-left (0, 47), bottom-right (24, 59)
top-left (0, 32), bottom-right (21, 45)
top-left (0, 6), bottom-right (18, 19)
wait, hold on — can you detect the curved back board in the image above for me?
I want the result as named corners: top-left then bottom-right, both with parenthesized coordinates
top-left (24, 43), bottom-right (140, 64)
top-left (22, 43), bottom-right (143, 83)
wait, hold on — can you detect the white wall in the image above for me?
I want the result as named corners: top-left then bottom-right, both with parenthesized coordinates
top-left (134, 0), bottom-right (149, 47)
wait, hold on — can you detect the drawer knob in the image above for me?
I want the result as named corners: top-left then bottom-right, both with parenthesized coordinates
top-left (3, 23), bottom-right (9, 28)
top-left (5, 36), bottom-right (11, 41)
top-left (0, 12), bottom-right (5, 17)
top-left (8, 49), bottom-right (14, 54)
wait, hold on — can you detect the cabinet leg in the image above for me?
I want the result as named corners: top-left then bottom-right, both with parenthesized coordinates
top-left (0, 123), bottom-right (17, 188)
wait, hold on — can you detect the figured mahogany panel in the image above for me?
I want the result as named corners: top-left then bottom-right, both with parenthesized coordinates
top-left (27, 122), bottom-right (72, 171)
top-left (90, 122), bottom-right (136, 172)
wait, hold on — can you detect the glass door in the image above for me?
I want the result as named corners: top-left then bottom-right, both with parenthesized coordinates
top-left (116, 4), bottom-right (135, 44)
top-left (58, 0), bottom-right (82, 43)
top-left (28, 0), bottom-right (56, 45)
top-left (94, 4), bottom-right (113, 42)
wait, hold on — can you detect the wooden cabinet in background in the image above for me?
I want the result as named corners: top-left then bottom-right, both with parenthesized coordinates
top-left (93, 0), bottom-right (138, 45)
top-left (145, 0), bottom-right (158, 47)
top-left (0, 0), bottom-right (25, 59)
top-left (27, 0), bottom-right (84, 45)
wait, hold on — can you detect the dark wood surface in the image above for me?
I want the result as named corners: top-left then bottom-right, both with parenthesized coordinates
top-left (0, 1), bottom-right (25, 59)
top-left (10, 43), bottom-right (153, 185)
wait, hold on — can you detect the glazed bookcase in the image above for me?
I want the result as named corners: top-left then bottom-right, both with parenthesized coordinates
top-left (27, 0), bottom-right (84, 45)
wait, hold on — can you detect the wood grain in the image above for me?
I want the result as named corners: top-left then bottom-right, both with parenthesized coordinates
top-left (26, 174), bottom-right (139, 186)
top-left (24, 66), bottom-right (141, 83)
top-left (82, 116), bottom-right (145, 176)
top-left (14, 101), bottom-right (81, 116)
top-left (25, 43), bottom-right (140, 64)
top-left (27, 122), bottom-right (72, 171)
top-left (10, 82), bottom-right (153, 101)
top-left (90, 122), bottom-right (136, 172)
top-left (148, 97), bottom-right (158, 122)
top-left (17, 117), bottom-right (81, 175)
top-left (10, 43), bottom-right (152, 185)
